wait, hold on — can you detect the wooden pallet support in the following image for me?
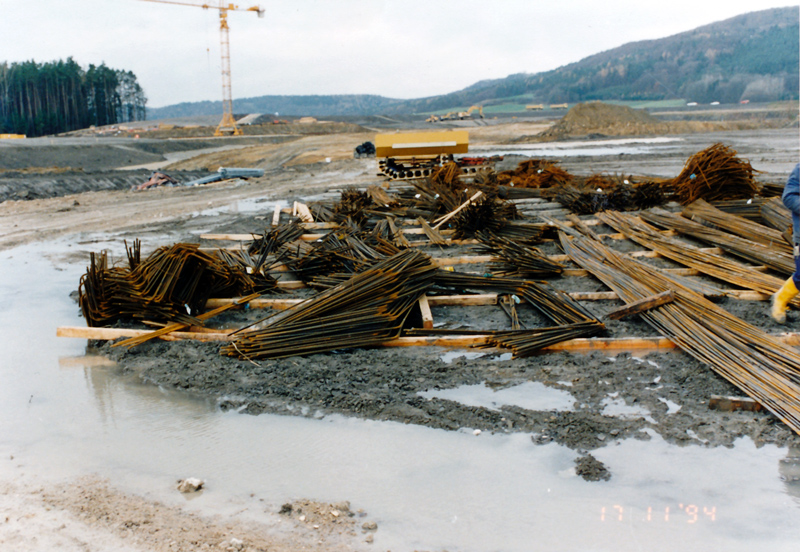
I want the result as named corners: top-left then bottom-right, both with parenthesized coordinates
top-left (418, 295), bottom-right (434, 329)
top-left (708, 395), bottom-right (763, 412)
top-left (606, 290), bottom-right (675, 320)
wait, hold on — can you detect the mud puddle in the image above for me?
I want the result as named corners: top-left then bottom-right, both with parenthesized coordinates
top-left (418, 380), bottom-right (576, 412)
top-left (3, 238), bottom-right (800, 551)
top-left (473, 136), bottom-right (685, 158)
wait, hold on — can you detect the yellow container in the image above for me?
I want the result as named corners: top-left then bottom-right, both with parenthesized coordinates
top-left (375, 130), bottom-right (468, 158)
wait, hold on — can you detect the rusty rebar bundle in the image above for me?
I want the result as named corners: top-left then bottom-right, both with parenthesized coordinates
top-left (79, 242), bottom-right (256, 327)
top-left (475, 231), bottom-right (564, 277)
top-left (668, 143), bottom-right (758, 205)
top-left (546, 175), bottom-right (668, 215)
top-left (479, 321), bottom-right (605, 358)
top-left (560, 231), bottom-right (800, 436)
top-left (431, 271), bottom-right (600, 326)
top-left (333, 187), bottom-right (372, 224)
top-left (496, 159), bottom-right (574, 189)
top-left (451, 194), bottom-right (519, 239)
top-left (223, 250), bottom-right (437, 360)
top-left (597, 210), bottom-right (795, 302)
top-left (409, 270), bottom-right (604, 357)
top-left (642, 207), bottom-right (795, 275)
top-left (430, 162), bottom-right (463, 189)
top-left (247, 221), bottom-right (305, 257)
top-left (277, 227), bottom-right (401, 283)
top-left (760, 197), bottom-right (793, 233)
top-left (681, 199), bottom-right (791, 255)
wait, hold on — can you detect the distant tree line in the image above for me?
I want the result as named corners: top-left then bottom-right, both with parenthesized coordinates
top-left (0, 58), bottom-right (147, 137)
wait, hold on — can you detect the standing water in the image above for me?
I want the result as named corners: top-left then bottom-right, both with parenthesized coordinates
top-left (2, 234), bottom-right (800, 551)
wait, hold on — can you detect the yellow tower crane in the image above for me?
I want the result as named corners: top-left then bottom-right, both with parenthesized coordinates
top-left (137, 1), bottom-right (264, 136)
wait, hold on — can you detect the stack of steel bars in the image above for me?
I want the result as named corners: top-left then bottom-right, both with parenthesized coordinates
top-left (430, 271), bottom-right (600, 326)
top-left (597, 211), bottom-right (798, 303)
top-left (642, 207), bottom-right (795, 275)
top-left (79, 242), bottom-right (256, 327)
top-left (560, 232), bottom-right (800, 436)
top-left (760, 197), bottom-right (792, 233)
top-left (479, 321), bottom-right (606, 358)
top-left (681, 199), bottom-right (791, 254)
top-left (475, 231), bottom-right (564, 277)
top-left (411, 271), bottom-right (605, 358)
top-left (222, 250), bottom-right (437, 360)
top-left (710, 198), bottom-right (769, 221)
top-left (668, 143), bottom-right (759, 205)
top-left (247, 221), bottom-right (305, 257)
top-left (452, 194), bottom-right (518, 239)
top-left (277, 227), bottom-right (400, 283)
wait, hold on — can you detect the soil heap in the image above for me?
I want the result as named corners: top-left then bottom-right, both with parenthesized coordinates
top-left (537, 102), bottom-right (669, 140)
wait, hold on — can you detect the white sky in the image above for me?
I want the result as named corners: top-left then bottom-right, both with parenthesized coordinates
top-left (1, 1), bottom-right (796, 108)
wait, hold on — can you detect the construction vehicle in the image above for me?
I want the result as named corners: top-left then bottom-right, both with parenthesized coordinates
top-left (375, 130), bottom-right (497, 180)
top-left (353, 141), bottom-right (376, 158)
top-left (427, 105), bottom-right (484, 123)
top-left (459, 105), bottom-right (484, 119)
top-left (137, 0), bottom-right (264, 136)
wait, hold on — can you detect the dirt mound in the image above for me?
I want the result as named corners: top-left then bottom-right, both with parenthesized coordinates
top-left (538, 102), bottom-right (669, 139)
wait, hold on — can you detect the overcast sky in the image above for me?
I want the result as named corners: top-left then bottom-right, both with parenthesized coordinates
top-left (1, 1), bottom-right (796, 108)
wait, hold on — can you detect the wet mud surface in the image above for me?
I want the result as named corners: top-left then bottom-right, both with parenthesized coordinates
top-left (100, 332), bottom-right (798, 457)
top-left (18, 124), bottom-right (800, 482)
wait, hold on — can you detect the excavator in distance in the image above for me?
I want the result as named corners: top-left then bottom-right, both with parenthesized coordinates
top-left (426, 105), bottom-right (484, 123)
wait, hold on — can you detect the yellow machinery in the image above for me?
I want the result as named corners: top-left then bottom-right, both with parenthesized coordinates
top-left (375, 130), bottom-right (495, 180)
top-left (459, 105), bottom-right (484, 119)
top-left (427, 105), bottom-right (484, 123)
top-left (137, 1), bottom-right (264, 136)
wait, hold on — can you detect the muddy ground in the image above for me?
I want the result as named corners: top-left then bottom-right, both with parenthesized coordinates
top-left (3, 123), bottom-right (799, 456)
top-left (2, 118), bottom-right (800, 549)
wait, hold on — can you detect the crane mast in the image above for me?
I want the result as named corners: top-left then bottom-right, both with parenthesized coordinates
top-left (137, 1), bottom-right (264, 136)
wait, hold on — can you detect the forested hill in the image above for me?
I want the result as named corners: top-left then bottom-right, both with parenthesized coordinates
top-left (398, 5), bottom-right (799, 113)
top-left (148, 5), bottom-right (798, 119)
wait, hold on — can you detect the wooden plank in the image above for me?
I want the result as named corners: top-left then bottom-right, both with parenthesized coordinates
top-left (57, 326), bottom-right (800, 355)
top-left (567, 291), bottom-right (619, 300)
top-left (606, 290), bottom-right (675, 320)
top-left (566, 214), bottom-right (601, 241)
top-left (726, 290), bottom-right (770, 301)
top-left (708, 395), bottom-right (763, 412)
top-left (418, 295), bottom-right (434, 329)
top-left (210, 285), bottom-right (779, 310)
top-left (542, 336), bottom-right (677, 352)
top-left (562, 268), bottom-right (700, 277)
top-left (432, 255), bottom-right (493, 266)
top-left (200, 232), bottom-right (328, 242)
top-left (276, 281), bottom-right (306, 290)
top-left (201, 233), bottom-right (260, 240)
top-left (295, 202), bottom-right (315, 223)
top-left (272, 203), bottom-right (281, 226)
top-left (432, 191), bottom-right (483, 230)
top-left (429, 294), bottom-right (498, 306)
top-left (57, 326), bottom-right (235, 342)
top-left (56, 326), bottom-right (675, 352)
top-left (58, 355), bottom-right (117, 368)
top-left (206, 293), bottom-right (499, 311)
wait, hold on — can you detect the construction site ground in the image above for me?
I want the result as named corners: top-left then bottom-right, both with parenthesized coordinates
top-left (2, 115), bottom-right (800, 551)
